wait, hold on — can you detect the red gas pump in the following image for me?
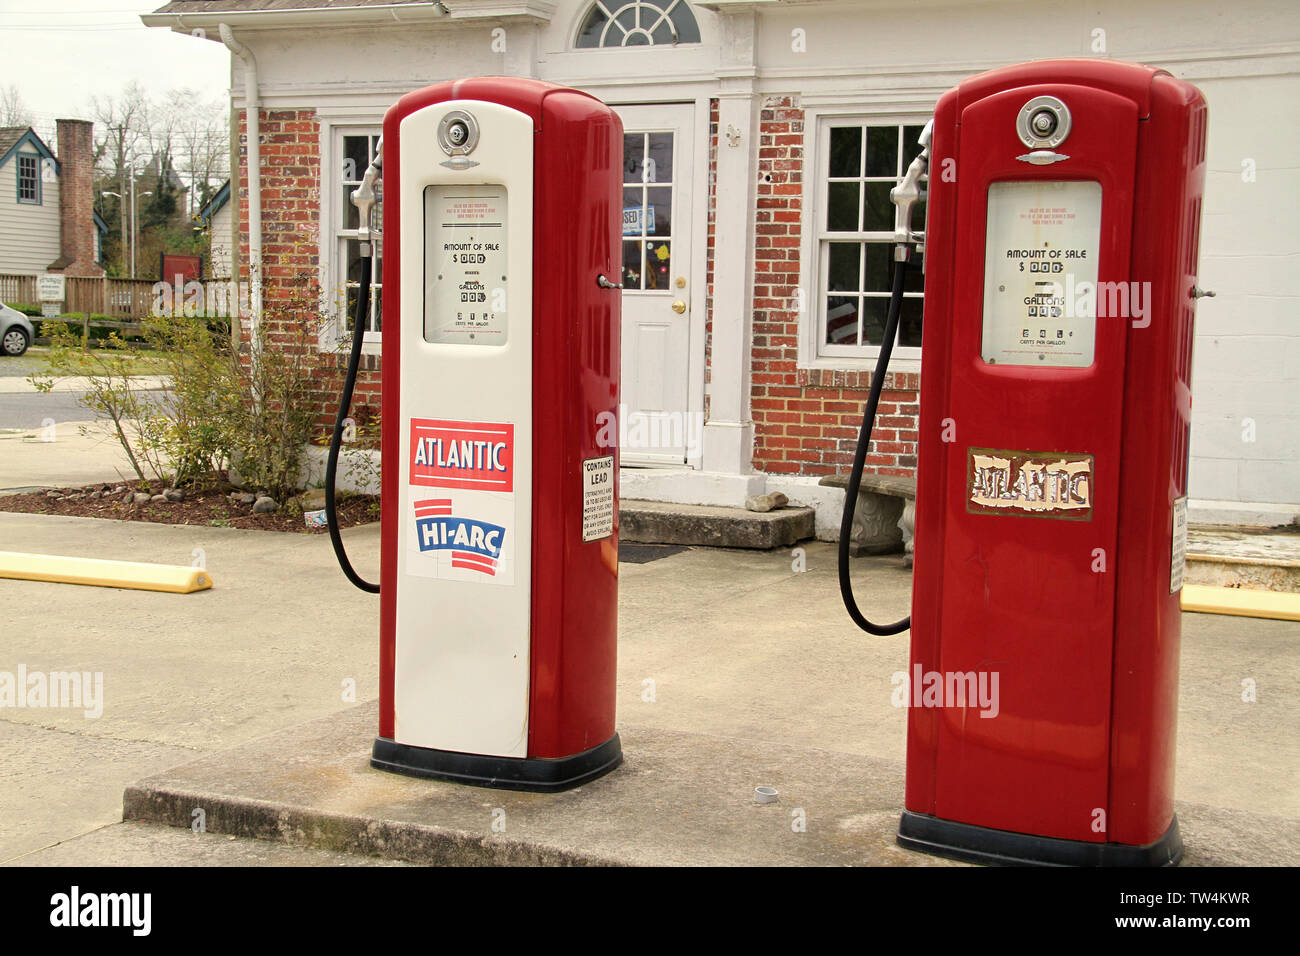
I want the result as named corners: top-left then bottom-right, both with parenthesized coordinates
top-left (327, 78), bottom-right (624, 791)
top-left (841, 60), bottom-right (1207, 865)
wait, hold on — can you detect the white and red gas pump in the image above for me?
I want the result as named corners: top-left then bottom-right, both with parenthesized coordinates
top-left (840, 59), bottom-right (1207, 865)
top-left (327, 78), bottom-right (624, 791)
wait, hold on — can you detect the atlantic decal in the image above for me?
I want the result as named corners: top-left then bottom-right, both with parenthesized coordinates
top-left (966, 447), bottom-right (1093, 519)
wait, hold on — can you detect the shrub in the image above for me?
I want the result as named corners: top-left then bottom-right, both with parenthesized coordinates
top-left (29, 321), bottom-right (172, 487)
top-left (221, 275), bottom-right (344, 502)
top-left (32, 279), bottom-right (342, 502)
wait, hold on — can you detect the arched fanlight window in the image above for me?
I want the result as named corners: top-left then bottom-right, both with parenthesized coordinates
top-left (576, 0), bottom-right (701, 48)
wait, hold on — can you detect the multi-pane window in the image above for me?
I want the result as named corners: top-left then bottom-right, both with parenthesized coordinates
top-left (621, 131), bottom-right (675, 291)
top-left (338, 133), bottom-right (382, 335)
top-left (818, 122), bottom-right (926, 357)
top-left (576, 0), bottom-right (701, 47)
top-left (16, 154), bottom-right (40, 204)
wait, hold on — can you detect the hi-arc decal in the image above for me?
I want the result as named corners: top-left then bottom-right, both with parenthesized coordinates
top-left (413, 498), bottom-right (505, 576)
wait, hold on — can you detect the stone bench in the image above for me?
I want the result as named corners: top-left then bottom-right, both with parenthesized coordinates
top-left (818, 473), bottom-right (917, 565)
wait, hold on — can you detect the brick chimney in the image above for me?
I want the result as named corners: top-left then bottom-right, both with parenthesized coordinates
top-left (47, 118), bottom-right (104, 277)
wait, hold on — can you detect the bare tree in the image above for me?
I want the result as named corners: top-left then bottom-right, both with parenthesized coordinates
top-left (156, 88), bottom-right (229, 217)
top-left (1, 84), bottom-right (33, 127)
top-left (92, 82), bottom-right (151, 274)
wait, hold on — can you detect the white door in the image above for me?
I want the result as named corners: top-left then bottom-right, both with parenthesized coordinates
top-left (614, 104), bottom-right (694, 465)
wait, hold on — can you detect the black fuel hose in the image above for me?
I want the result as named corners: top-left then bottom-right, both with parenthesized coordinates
top-left (838, 257), bottom-right (911, 635)
top-left (325, 252), bottom-right (380, 593)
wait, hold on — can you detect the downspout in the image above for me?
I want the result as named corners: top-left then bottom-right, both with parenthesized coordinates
top-left (219, 22), bottom-right (262, 357)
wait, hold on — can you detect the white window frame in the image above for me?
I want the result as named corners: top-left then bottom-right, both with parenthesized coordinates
top-left (798, 110), bottom-right (929, 373)
top-left (321, 122), bottom-right (383, 355)
top-left (16, 152), bottom-right (41, 204)
top-left (574, 0), bottom-right (703, 49)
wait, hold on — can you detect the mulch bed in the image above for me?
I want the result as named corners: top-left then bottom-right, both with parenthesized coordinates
top-left (0, 475), bottom-right (379, 533)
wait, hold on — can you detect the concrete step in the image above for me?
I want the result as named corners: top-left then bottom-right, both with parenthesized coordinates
top-left (1186, 529), bottom-right (1300, 592)
top-left (120, 701), bottom-right (1295, 867)
top-left (620, 499), bottom-right (814, 550)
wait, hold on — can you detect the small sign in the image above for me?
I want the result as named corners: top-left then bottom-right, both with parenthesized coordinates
top-left (967, 447), bottom-right (1093, 519)
top-left (582, 455), bottom-right (615, 542)
top-left (41, 302), bottom-right (61, 318)
top-left (622, 205), bottom-right (655, 236)
top-left (36, 273), bottom-right (66, 302)
top-left (1170, 496), bottom-right (1188, 592)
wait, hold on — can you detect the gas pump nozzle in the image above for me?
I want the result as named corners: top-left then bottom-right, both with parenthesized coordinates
top-left (890, 119), bottom-right (932, 262)
top-left (351, 137), bottom-right (384, 253)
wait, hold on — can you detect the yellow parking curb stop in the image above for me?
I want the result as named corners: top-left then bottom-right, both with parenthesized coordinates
top-left (1180, 584), bottom-right (1299, 622)
top-left (0, 551), bottom-right (212, 594)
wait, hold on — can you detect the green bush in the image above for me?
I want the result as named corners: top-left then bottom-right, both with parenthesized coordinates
top-left (31, 296), bottom-right (339, 500)
top-left (28, 322), bottom-right (171, 486)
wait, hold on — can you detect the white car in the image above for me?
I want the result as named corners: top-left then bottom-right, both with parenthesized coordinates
top-left (1, 302), bottom-right (35, 357)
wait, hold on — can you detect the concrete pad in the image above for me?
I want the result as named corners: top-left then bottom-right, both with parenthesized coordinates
top-left (0, 720), bottom-right (195, 861)
top-left (0, 511), bottom-right (381, 862)
top-left (2, 512), bottom-right (1296, 866)
top-left (124, 701), bottom-right (957, 866)
top-left (121, 701), bottom-right (1299, 866)
top-left (0, 418), bottom-right (145, 491)
top-left (620, 498), bottom-right (814, 549)
top-left (8, 820), bottom-right (409, 867)
top-left (0, 512), bottom-right (380, 754)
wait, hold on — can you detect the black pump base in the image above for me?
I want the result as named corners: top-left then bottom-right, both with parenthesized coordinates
top-left (371, 733), bottom-right (622, 793)
top-left (897, 811), bottom-right (1183, 867)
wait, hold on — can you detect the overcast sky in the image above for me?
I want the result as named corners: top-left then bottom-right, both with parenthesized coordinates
top-left (1, 0), bottom-right (230, 126)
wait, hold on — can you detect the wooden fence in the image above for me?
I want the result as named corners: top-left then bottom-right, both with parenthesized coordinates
top-left (0, 274), bottom-right (238, 320)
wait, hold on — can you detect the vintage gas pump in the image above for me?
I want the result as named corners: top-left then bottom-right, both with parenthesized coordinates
top-left (840, 60), bottom-right (1207, 865)
top-left (327, 78), bottom-right (625, 791)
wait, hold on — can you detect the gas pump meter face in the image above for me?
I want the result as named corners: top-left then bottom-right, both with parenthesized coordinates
top-left (424, 183), bottom-right (510, 345)
top-left (981, 178), bottom-right (1102, 368)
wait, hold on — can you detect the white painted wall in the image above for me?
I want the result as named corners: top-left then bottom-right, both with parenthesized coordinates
top-left (1189, 73), bottom-right (1299, 507)
top-left (0, 149), bottom-right (61, 277)
top-left (209, 201), bottom-right (233, 277)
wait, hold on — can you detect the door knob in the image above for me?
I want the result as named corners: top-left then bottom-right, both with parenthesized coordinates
top-left (672, 300), bottom-right (686, 314)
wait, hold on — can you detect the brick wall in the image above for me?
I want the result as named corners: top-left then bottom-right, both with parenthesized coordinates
top-left (236, 109), bottom-right (382, 440)
top-left (748, 96), bottom-right (919, 478)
